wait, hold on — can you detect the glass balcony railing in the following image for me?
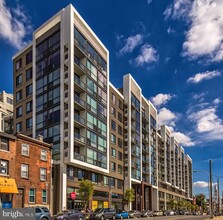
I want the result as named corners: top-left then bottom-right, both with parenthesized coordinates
top-left (74, 94), bottom-right (85, 107)
top-left (74, 113), bottom-right (85, 125)
top-left (74, 75), bottom-right (86, 89)
top-left (74, 132), bottom-right (85, 143)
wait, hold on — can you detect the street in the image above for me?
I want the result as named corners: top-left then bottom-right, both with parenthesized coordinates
top-left (133, 216), bottom-right (211, 220)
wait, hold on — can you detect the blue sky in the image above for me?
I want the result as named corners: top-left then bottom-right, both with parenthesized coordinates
top-left (1, 0), bottom-right (223, 197)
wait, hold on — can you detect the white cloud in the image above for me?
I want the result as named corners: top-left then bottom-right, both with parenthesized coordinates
top-left (0, 0), bottom-right (32, 49)
top-left (135, 44), bottom-right (158, 66)
top-left (188, 107), bottom-right (223, 141)
top-left (213, 98), bottom-right (220, 105)
top-left (151, 93), bottom-right (173, 107)
top-left (147, 0), bottom-right (152, 4)
top-left (158, 108), bottom-right (177, 127)
top-left (193, 181), bottom-right (217, 188)
top-left (118, 34), bottom-right (143, 55)
top-left (193, 92), bottom-right (207, 100)
top-left (187, 70), bottom-right (221, 83)
top-left (165, 0), bottom-right (223, 62)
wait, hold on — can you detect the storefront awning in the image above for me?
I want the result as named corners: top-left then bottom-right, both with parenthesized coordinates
top-left (0, 177), bottom-right (18, 194)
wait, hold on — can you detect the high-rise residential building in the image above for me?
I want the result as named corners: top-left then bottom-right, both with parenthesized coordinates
top-left (0, 91), bottom-right (13, 133)
top-left (12, 3), bottom-right (193, 213)
top-left (157, 125), bottom-right (193, 210)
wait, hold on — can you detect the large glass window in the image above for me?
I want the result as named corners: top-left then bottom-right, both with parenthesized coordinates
top-left (87, 113), bottom-right (97, 131)
top-left (98, 103), bottom-right (107, 120)
top-left (98, 87), bottom-right (107, 105)
top-left (87, 148), bottom-right (97, 165)
top-left (74, 28), bottom-right (86, 51)
top-left (87, 78), bottom-right (97, 97)
top-left (86, 60), bottom-right (97, 81)
top-left (87, 95), bottom-right (97, 114)
top-left (16, 75), bottom-right (22, 86)
top-left (87, 130), bottom-right (97, 148)
top-left (98, 120), bottom-right (106, 137)
top-left (98, 136), bottom-right (106, 152)
top-left (98, 71), bottom-right (107, 89)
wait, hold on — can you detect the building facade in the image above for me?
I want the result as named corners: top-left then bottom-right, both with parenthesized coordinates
top-left (0, 91), bottom-right (13, 133)
top-left (12, 4), bottom-right (193, 213)
top-left (0, 132), bottom-right (51, 209)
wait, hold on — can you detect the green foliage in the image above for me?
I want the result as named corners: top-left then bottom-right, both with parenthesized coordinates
top-left (195, 193), bottom-right (206, 207)
top-left (124, 188), bottom-right (135, 209)
top-left (79, 179), bottom-right (94, 209)
top-left (168, 199), bottom-right (177, 210)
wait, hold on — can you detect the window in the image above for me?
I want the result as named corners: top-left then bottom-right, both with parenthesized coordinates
top-left (40, 168), bottom-right (47, 181)
top-left (118, 125), bottom-right (122, 135)
top-left (16, 122), bottom-right (22, 132)
top-left (111, 93), bottom-right (116, 103)
top-left (118, 138), bottom-right (122, 148)
top-left (87, 113), bottom-right (97, 131)
top-left (22, 143), bottom-right (29, 156)
top-left (86, 60), bottom-right (97, 81)
top-left (7, 97), bottom-right (13, 105)
top-left (87, 95), bottom-right (97, 114)
top-left (16, 59), bottom-right (22, 70)
top-left (91, 173), bottom-right (98, 183)
top-left (104, 176), bottom-right (108, 186)
top-left (77, 169), bottom-right (85, 179)
top-left (118, 112), bottom-right (122, 123)
top-left (0, 160), bottom-right (8, 175)
top-left (26, 68), bottom-right (32, 81)
top-left (87, 148), bottom-right (97, 165)
top-left (111, 106), bottom-right (116, 117)
top-left (26, 118), bottom-right (32, 129)
top-left (110, 177), bottom-right (115, 187)
top-left (0, 137), bottom-right (9, 151)
top-left (98, 136), bottom-right (106, 152)
top-left (111, 120), bottom-right (116, 131)
top-left (67, 166), bottom-right (74, 178)
top-left (42, 189), bottom-right (47, 203)
top-left (26, 51), bottom-right (32, 64)
top-left (118, 100), bottom-right (123, 110)
top-left (26, 101), bottom-right (32, 113)
top-left (21, 164), bottom-right (29, 178)
top-left (87, 130), bottom-right (97, 148)
top-left (118, 165), bottom-right (123, 174)
top-left (41, 149), bottom-right (47, 161)
top-left (111, 162), bottom-right (116, 172)
top-left (16, 90), bottom-right (22, 102)
top-left (111, 134), bottom-right (116, 144)
top-left (26, 84), bottom-right (32, 97)
top-left (16, 106), bottom-right (22, 118)
top-left (29, 188), bottom-right (35, 203)
top-left (111, 148), bottom-right (116, 158)
top-left (117, 179), bottom-right (122, 189)
top-left (118, 152), bottom-right (123, 161)
top-left (16, 75), bottom-right (22, 86)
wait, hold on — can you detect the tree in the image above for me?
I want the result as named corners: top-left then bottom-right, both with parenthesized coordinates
top-left (79, 179), bottom-right (94, 210)
top-left (195, 194), bottom-right (206, 208)
top-left (168, 199), bottom-right (177, 210)
top-left (124, 188), bottom-right (135, 210)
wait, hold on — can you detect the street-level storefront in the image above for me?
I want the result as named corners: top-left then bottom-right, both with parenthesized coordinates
top-left (0, 177), bottom-right (18, 208)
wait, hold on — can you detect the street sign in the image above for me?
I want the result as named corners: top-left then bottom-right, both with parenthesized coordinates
top-left (70, 191), bottom-right (76, 200)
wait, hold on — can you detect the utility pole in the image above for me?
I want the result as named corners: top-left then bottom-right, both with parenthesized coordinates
top-left (218, 178), bottom-right (220, 214)
top-left (210, 160), bottom-right (213, 219)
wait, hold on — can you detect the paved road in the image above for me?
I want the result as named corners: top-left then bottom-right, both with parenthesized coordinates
top-left (134, 215), bottom-right (211, 220)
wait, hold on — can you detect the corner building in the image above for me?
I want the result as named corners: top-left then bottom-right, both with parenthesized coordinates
top-left (13, 4), bottom-right (193, 213)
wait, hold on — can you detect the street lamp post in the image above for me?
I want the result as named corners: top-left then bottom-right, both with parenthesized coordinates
top-left (193, 161), bottom-right (213, 219)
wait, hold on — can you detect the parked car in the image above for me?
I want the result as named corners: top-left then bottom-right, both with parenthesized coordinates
top-left (153, 210), bottom-right (163, 217)
top-left (128, 210), bottom-right (141, 218)
top-left (53, 210), bottom-right (69, 220)
top-left (89, 208), bottom-right (116, 220)
top-left (115, 210), bottom-right (129, 219)
top-left (35, 207), bottom-right (52, 220)
top-left (163, 210), bottom-right (174, 216)
top-left (56, 210), bottom-right (84, 220)
top-left (141, 210), bottom-right (153, 217)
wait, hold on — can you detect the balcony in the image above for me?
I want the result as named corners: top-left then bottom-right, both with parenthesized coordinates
top-left (74, 94), bottom-right (85, 110)
top-left (74, 113), bottom-right (85, 127)
top-left (74, 132), bottom-right (86, 145)
top-left (74, 75), bottom-right (86, 92)
top-left (74, 56), bottom-right (86, 76)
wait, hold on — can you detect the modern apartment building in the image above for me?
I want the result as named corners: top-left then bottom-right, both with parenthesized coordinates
top-left (157, 125), bottom-right (193, 210)
top-left (0, 91), bottom-right (13, 133)
top-left (0, 132), bottom-right (51, 209)
top-left (12, 3), bottom-right (193, 213)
